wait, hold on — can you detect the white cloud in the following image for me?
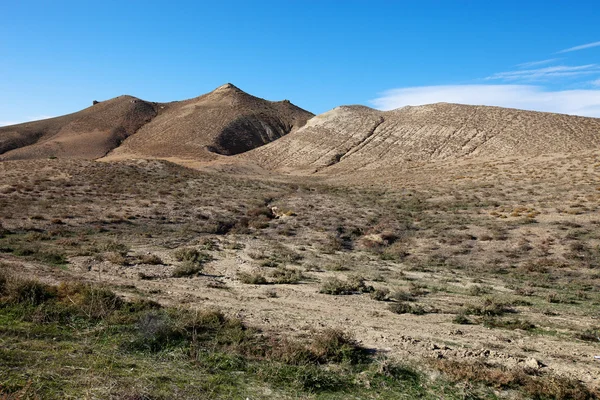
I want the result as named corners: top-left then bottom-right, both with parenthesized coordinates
top-left (558, 41), bottom-right (600, 53)
top-left (592, 79), bottom-right (600, 87)
top-left (0, 121), bottom-right (19, 127)
top-left (370, 85), bottom-right (600, 117)
top-left (486, 65), bottom-right (600, 81)
top-left (517, 59), bottom-right (559, 68)
top-left (0, 115), bottom-right (54, 127)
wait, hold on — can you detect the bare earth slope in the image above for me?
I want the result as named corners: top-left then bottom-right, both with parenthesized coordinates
top-left (104, 84), bottom-right (313, 161)
top-left (245, 103), bottom-right (600, 174)
top-left (0, 96), bottom-right (158, 161)
top-left (0, 84), bottom-right (313, 162)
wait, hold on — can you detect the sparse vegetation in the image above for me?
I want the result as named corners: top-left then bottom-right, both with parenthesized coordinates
top-left (0, 274), bottom-right (464, 398)
top-left (2, 147), bottom-right (600, 397)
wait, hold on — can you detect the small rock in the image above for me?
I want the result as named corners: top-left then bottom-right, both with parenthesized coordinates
top-left (525, 357), bottom-right (545, 369)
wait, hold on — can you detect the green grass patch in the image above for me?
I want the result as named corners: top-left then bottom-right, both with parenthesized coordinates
top-left (0, 273), bottom-right (463, 399)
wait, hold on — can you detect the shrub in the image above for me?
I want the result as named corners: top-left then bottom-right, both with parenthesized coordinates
top-left (11, 279), bottom-right (56, 306)
top-left (408, 282), bottom-right (428, 297)
top-left (319, 276), bottom-right (373, 295)
top-left (270, 268), bottom-right (304, 284)
top-left (388, 302), bottom-right (425, 315)
top-left (575, 328), bottom-right (599, 342)
top-left (433, 360), bottom-right (595, 400)
top-left (388, 290), bottom-right (415, 302)
top-left (452, 314), bottom-right (471, 325)
top-left (482, 317), bottom-right (535, 331)
top-left (172, 264), bottom-right (204, 278)
top-left (0, 270), bottom-right (7, 295)
top-left (237, 272), bottom-right (268, 285)
top-left (104, 251), bottom-right (128, 265)
top-left (99, 240), bottom-right (129, 256)
top-left (310, 329), bottom-right (368, 364)
top-left (172, 248), bottom-right (213, 277)
top-left (138, 254), bottom-right (163, 265)
top-left (463, 298), bottom-right (514, 317)
top-left (173, 248), bottom-right (212, 264)
top-left (129, 310), bottom-right (182, 352)
top-left (370, 288), bottom-right (390, 301)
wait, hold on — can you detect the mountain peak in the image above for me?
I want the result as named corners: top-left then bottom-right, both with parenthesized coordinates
top-left (213, 83), bottom-right (243, 93)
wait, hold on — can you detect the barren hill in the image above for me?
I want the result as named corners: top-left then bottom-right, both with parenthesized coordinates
top-left (0, 84), bottom-right (313, 161)
top-left (244, 103), bottom-right (600, 174)
top-left (0, 96), bottom-right (157, 160)
top-left (104, 84), bottom-right (313, 161)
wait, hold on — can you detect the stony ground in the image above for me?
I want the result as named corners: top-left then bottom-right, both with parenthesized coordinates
top-left (1, 156), bottom-right (600, 397)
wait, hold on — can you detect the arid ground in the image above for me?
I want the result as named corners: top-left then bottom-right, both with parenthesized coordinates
top-left (1, 86), bottom-right (600, 398)
top-left (1, 150), bottom-right (599, 399)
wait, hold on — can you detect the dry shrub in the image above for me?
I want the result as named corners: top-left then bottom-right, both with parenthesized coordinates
top-left (433, 360), bottom-right (597, 400)
top-left (104, 251), bottom-right (128, 265)
top-left (463, 297), bottom-right (514, 317)
top-left (388, 302), bottom-right (425, 315)
top-left (269, 267), bottom-right (304, 284)
top-left (138, 254), bottom-right (163, 265)
top-left (237, 272), bottom-right (268, 285)
top-left (319, 276), bottom-right (373, 295)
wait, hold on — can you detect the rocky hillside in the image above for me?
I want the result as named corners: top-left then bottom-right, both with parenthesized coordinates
top-left (0, 84), bottom-right (313, 161)
top-left (0, 96), bottom-right (157, 160)
top-left (244, 103), bottom-right (600, 173)
top-left (104, 84), bottom-right (313, 161)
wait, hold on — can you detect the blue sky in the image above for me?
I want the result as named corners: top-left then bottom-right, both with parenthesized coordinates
top-left (2, 0), bottom-right (600, 126)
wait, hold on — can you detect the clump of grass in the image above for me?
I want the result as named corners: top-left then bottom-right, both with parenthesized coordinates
top-left (463, 298), bottom-right (515, 317)
top-left (237, 271), bottom-right (268, 285)
top-left (260, 260), bottom-right (280, 268)
top-left (468, 285), bottom-right (492, 296)
top-left (270, 329), bottom-right (368, 366)
top-left (104, 251), bottom-right (128, 265)
top-left (99, 240), bottom-right (129, 256)
top-left (370, 288), bottom-right (390, 301)
top-left (310, 329), bottom-right (369, 364)
top-left (138, 253), bottom-right (163, 265)
top-left (172, 264), bottom-right (204, 278)
top-left (452, 313), bottom-right (471, 325)
top-left (319, 276), bottom-right (373, 295)
top-left (575, 328), bottom-right (599, 342)
top-left (482, 317), bottom-right (535, 331)
top-left (388, 290), bottom-right (415, 302)
top-left (270, 267), bottom-right (304, 284)
top-left (545, 292), bottom-right (572, 304)
top-left (433, 360), bottom-right (596, 400)
top-left (173, 247), bottom-right (212, 264)
top-left (388, 302), bottom-right (425, 315)
top-left (172, 248), bottom-right (213, 277)
top-left (10, 279), bottom-right (56, 306)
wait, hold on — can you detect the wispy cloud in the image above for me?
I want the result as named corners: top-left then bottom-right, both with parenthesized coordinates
top-left (558, 41), bottom-right (600, 53)
top-left (0, 115), bottom-right (54, 127)
top-left (592, 79), bottom-right (600, 87)
top-left (486, 64), bottom-right (600, 81)
top-left (517, 59), bottom-right (559, 68)
top-left (370, 85), bottom-right (600, 117)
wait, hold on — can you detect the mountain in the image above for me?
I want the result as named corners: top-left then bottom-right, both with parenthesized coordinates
top-left (0, 84), bottom-right (313, 161)
top-left (243, 103), bottom-right (600, 174)
top-left (0, 96), bottom-right (157, 160)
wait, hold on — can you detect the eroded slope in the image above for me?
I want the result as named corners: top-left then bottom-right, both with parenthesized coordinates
top-left (245, 103), bottom-right (600, 174)
top-left (105, 84), bottom-right (313, 161)
top-left (0, 96), bottom-right (157, 160)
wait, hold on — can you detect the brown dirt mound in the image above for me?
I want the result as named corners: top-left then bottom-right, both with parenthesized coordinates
top-left (0, 84), bottom-right (313, 162)
top-left (0, 96), bottom-right (157, 160)
top-left (103, 83), bottom-right (313, 161)
top-left (243, 103), bottom-right (600, 174)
